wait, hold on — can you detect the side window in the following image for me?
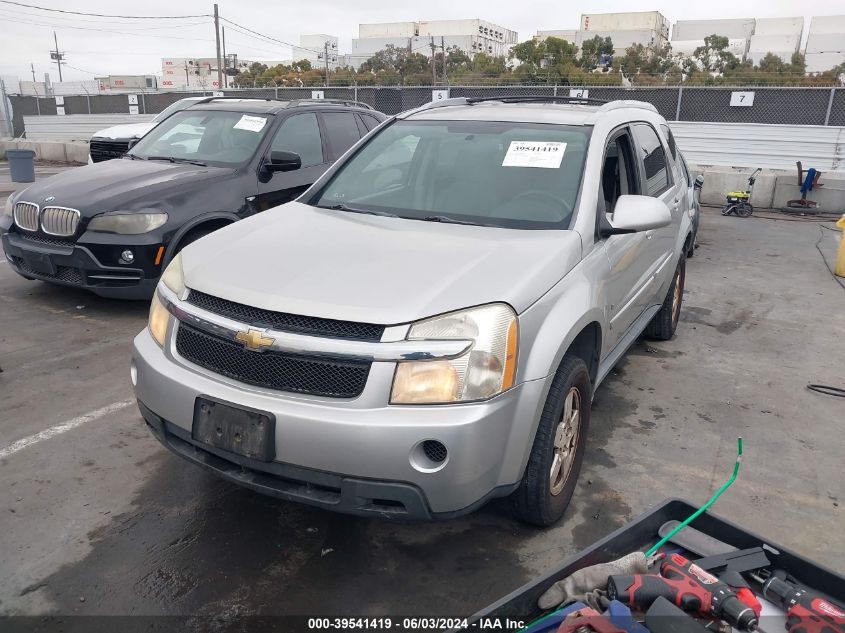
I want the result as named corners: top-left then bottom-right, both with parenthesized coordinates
top-left (360, 114), bottom-right (381, 132)
top-left (660, 124), bottom-right (678, 162)
top-left (632, 123), bottom-right (671, 197)
top-left (271, 112), bottom-right (323, 168)
top-left (322, 112), bottom-right (363, 160)
top-left (600, 130), bottom-right (639, 214)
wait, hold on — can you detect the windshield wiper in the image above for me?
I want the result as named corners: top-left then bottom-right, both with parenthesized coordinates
top-left (145, 156), bottom-right (207, 167)
top-left (124, 153), bottom-right (144, 160)
top-left (318, 203), bottom-right (399, 218)
top-left (421, 215), bottom-right (480, 226)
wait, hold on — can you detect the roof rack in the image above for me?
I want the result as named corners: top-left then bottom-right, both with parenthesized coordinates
top-left (596, 100), bottom-right (658, 114)
top-left (464, 95), bottom-right (609, 105)
top-left (286, 98), bottom-right (374, 110)
top-left (193, 96), bottom-right (273, 104)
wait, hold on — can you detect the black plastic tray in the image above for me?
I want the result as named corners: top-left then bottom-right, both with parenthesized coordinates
top-left (467, 498), bottom-right (845, 628)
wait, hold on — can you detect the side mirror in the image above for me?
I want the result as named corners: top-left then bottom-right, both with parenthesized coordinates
top-left (694, 175), bottom-right (704, 191)
top-left (266, 150), bottom-right (302, 172)
top-left (602, 195), bottom-right (672, 236)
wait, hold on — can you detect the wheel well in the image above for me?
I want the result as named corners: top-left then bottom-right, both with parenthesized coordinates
top-left (683, 231), bottom-right (693, 251)
top-left (565, 322), bottom-right (602, 385)
top-left (173, 218), bottom-right (233, 253)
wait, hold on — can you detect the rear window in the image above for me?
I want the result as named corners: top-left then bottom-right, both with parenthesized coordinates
top-left (311, 120), bottom-right (591, 230)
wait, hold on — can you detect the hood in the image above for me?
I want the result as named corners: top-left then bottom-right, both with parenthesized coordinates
top-left (15, 159), bottom-right (230, 216)
top-left (182, 201), bottom-right (583, 325)
top-left (91, 120), bottom-right (156, 141)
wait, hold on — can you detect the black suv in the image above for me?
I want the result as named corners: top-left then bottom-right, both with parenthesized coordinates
top-left (1, 98), bottom-right (385, 299)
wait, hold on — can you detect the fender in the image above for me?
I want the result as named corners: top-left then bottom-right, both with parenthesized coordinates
top-left (162, 211), bottom-right (239, 267)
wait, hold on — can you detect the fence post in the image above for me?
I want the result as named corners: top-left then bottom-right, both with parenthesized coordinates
top-left (141, 93), bottom-right (146, 114)
top-left (354, 83), bottom-right (358, 103)
top-left (553, 85), bottom-right (558, 96)
top-left (674, 85), bottom-right (683, 121)
top-left (824, 88), bottom-right (835, 126)
top-left (275, 86), bottom-right (279, 99)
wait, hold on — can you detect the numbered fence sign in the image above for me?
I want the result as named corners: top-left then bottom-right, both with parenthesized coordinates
top-left (311, 90), bottom-right (325, 99)
top-left (569, 89), bottom-right (589, 99)
top-left (127, 94), bottom-right (139, 105)
top-left (432, 89), bottom-right (450, 102)
top-left (213, 91), bottom-right (224, 97)
top-left (730, 91), bottom-right (755, 107)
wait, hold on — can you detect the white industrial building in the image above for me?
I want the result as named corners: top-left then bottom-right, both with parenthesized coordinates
top-left (671, 18), bottom-right (756, 61)
top-left (293, 34), bottom-right (340, 70)
top-left (534, 12), bottom-right (670, 58)
top-left (804, 15), bottom-right (845, 73)
top-left (348, 19), bottom-right (518, 69)
top-left (747, 17), bottom-right (803, 65)
top-left (161, 58), bottom-right (224, 90)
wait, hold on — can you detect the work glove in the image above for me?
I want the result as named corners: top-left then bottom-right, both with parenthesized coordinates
top-left (537, 551), bottom-right (648, 611)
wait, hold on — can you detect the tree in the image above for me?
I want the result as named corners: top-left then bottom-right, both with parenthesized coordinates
top-left (358, 45), bottom-right (431, 84)
top-left (691, 34), bottom-right (739, 75)
top-left (757, 52), bottom-right (784, 74)
top-left (579, 36), bottom-right (614, 71)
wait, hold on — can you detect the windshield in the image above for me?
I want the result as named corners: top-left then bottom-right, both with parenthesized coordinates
top-left (151, 98), bottom-right (198, 123)
top-left (311, 120), bottom-right (591, 229)
top-left (129, 110), bottom-right (270, 167)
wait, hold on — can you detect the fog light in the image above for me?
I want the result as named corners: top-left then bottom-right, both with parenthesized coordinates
top-left (120, 250), bottom-right (135, 264)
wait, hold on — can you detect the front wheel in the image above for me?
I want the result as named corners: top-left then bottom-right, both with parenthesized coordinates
top-left (736, 202), bottom-right (753, 218)
top-left (644, 253), bottom-right (686, 341)
top-left (510, 356), bottom-right (592, 526)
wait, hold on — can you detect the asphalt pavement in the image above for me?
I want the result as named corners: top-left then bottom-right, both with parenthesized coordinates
top-left (1, 169), bottom-right (844, 625)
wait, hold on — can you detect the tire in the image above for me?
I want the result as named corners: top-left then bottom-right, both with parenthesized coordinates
top-left (686, 234), bottom-right (695, 259)
top-left (510, 356), bottom-right (592, 527)
top-left (736, 203), bottom-right (753, 218)
top-left (644, 253), bottom-right (686, 341)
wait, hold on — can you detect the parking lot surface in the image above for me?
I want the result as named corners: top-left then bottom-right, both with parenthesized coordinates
top-left (1, 193), bottom-right (843, 619)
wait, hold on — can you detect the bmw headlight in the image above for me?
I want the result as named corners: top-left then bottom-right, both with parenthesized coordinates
top-left (390, 303), bottom-right (518, 404)
top-left (3, 192), bottom-right (17, 219)
top-left (88, 211), bottom-right (168, 234)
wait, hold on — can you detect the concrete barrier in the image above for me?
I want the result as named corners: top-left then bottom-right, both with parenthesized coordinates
top-left (0, 138), bottom-right (89, 165)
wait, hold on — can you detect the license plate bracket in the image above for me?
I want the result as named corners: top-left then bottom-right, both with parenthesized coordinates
top-left (23, 251), bottom-right (56, 275)
top-left (192, 397), bottom-right (276, 462)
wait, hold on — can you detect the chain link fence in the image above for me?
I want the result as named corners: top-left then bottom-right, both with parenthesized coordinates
top-left (5, 85), bottom-right (845, 137)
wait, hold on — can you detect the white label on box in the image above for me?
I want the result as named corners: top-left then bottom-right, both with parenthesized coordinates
top-left (730, 91), bottom-right (754, 106)
top-left (129, 105), bottom-right (139, 114)
top-left (432, 89), bottom-right (450, 102)
top-left (128, 94), bottom-right (139, 105)
top-left (233, 114), bottom-right (266, 132)
top-left (311, 90), bottom-right (325, 99)
top-left (569, 88), bottom-right (589, 99)
top-left (213, 91), bottom-right (224, 97)
top-left (55, 95), bottom-right (64, 105)
top-left (502, 141), bottom-right (566, 169)
top-left (56, 105), bottom-right (65, 116)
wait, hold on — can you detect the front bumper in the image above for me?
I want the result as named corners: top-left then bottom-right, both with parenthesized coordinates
top-left (2, 231), bottom-right (158, 299)
top-left (131, 327), bottom-right (548, 518)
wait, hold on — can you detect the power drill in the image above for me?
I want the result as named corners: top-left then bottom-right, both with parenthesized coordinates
top-left (760, 574), bottom-right (845, 633)
top-left (607, 553), bottom-right (759, 630)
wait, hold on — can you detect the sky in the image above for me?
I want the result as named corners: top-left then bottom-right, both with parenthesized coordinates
top-left (0, 0), bottom-right (840, 81)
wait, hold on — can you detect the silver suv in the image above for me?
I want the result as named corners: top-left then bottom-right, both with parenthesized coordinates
top-left (131, 97), bottom-right (693, 525)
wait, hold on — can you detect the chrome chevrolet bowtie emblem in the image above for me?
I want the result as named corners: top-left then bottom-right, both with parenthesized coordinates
top-left (235, 328), bottom-right (274, 352)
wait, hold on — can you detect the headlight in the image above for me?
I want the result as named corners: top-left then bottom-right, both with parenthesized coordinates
top-left (148, 291), bottom-right (169, 347)
top-left (87, 211), bottom-right (168, 234)
top-left (159, 252), bottom-right (184, 295)
top-left (3, 194), bottom-right (16, 219)
top-left (390, 303), bottom-right (518, 404)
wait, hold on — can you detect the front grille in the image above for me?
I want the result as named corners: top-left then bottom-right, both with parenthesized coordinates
top-left (11, 256), bottom-right (83, 285)
top-left (176, 324), bottom-right (371, 398)
top-left (187, 290), bottom-right (384, 341)
top-left (90, 139), bottom-right (130, 163)
top-left (17, 233), bottom-right (74, 248)
top-left (13, 202), bottom-right (39, 231)
top-left (41, 207), bottom-right (80, 236)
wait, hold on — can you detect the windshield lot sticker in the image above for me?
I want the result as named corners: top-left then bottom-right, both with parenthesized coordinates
top-left (502, 141), bottom-right (566, 169)
top-left (233, 114), bottom-right (266, 133)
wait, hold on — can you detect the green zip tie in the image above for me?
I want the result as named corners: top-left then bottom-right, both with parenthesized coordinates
top-left (645, 436), bottom-right (743, 557)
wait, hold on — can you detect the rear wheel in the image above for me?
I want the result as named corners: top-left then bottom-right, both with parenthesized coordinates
top-left (644, 253), bottom-right (686, 341)
top-left (736, 202), bottom-right (753, 218)
top-left (511, 356), bottom-right (592, 526)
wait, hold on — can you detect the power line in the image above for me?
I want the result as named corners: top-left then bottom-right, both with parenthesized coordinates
top-left (0, 13), bottom-right (216, 41)
top-left (0, 5), bottom-right (208, 26)
top-left (217, 16), bottom-right (322, 55)
top-left (0, 0), bottom-right (209, 19)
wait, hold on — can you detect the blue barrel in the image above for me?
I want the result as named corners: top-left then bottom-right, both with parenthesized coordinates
top-left (7, 149), bottom-right (36, 183)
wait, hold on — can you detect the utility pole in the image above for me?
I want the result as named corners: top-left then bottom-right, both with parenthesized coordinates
top-left (184, 61), bottom-right (190, 88)
top-left (51, 31), bottom-right (64, 82)
top-left (213, 4), bottom-right (222, 90)
top-left (222, 26), bottom-right (228, 88)
top-left (430, 36), bottom-right (436, 85)
top-left (324, 41), bottom-right (329, 88)
top-left (30, 63), bottom-right (36, 82)
top-left (441, 36), bottom-right (447, 85)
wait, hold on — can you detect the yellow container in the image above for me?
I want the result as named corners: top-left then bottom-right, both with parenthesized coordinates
top-left (836, 215), bottom-right (845, 278)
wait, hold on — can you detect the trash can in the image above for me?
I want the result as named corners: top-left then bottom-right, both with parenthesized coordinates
top-left (7, 149), bottom-right (36, 183)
